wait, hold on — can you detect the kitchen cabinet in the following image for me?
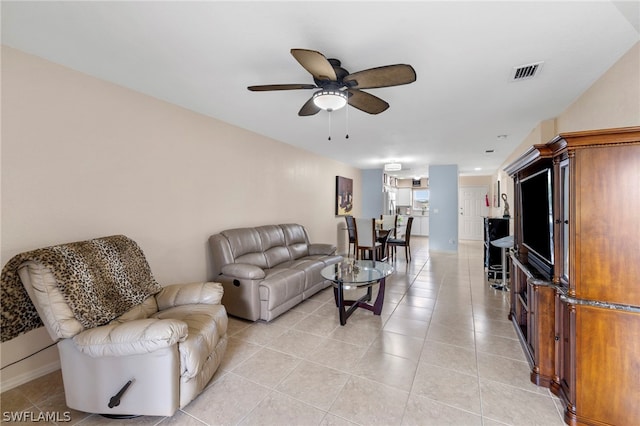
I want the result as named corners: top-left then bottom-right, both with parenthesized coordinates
top-left (397, 188), bottom-right (412, 206)
top-left (411, 215), bottom-right (429, 236)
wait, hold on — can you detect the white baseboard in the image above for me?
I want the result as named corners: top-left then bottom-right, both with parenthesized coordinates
top-left (0, 360), bottom-right (61, 392)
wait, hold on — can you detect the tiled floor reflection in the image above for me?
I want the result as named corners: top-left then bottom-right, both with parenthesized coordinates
top-left (1, 239), bottom-right (565, 425)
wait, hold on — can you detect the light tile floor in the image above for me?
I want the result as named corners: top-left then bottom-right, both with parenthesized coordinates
top-left (1, 238), bottom-right (566, 425)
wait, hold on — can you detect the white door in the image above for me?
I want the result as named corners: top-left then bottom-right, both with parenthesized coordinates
top-left (459, 186), bottom-right (488, 240)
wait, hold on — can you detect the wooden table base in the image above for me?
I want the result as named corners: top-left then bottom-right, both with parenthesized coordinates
top-left (333, 277), bottom-right (386, 325)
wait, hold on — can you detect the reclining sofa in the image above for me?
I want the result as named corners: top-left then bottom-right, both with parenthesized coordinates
top-left (209, 224), bottom-right (342, 321)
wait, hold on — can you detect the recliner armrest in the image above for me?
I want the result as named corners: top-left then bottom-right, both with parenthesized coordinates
top-left (220, 263), bottom-right (266, 280)
top-left (155, 282), bottom-right (224, 310)
top-left (309, 243), bottom-right (337, 256)
top-left (72, 318), bottom-right (188, 357)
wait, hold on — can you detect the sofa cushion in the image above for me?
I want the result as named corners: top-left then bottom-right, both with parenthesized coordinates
top-left (155, 282), bottom-right (224, 310)
top-left (72, 318), bottom-right (188, 357)
top-left (256, 225), bottom-right (291, 268)
top-left (279, 258), bottom-right (326, 292)
top-left (153, 304), bottom-right (227, 380)
top-left (111, 296), bottom-right (159, 324)
top-left (258, 268), bottom-right (305, 310)
top-left (281, 224), bottom-right (310, 260)
top-left (221, 228), bottom-right (268, 268)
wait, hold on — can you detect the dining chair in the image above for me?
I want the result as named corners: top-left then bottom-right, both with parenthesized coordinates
top-left (388, 216), bottom-right (414, 261)
top-left (380, 214), bottom-right (398, 238)
top-left (378, 214), bottom-right (397, 260)
top-left (345, 215), bottom-right (356, 257)
top-left (354, 218), bottom-right (383, 261)
top-left (377, 230), bottom-right (391, 262)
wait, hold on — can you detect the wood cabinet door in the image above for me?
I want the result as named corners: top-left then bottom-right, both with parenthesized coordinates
top-left (573, 145), bottom-right (640, 305)
top-left (530, 284), bottom-right (556, 387)
top-left (574, 305), bottom-right (640, 425)
top-left (554, 295), bottom-right (576, 421)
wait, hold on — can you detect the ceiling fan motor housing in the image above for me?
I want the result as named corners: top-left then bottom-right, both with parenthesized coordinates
top-left (314, 59), bottom-right (351, 88)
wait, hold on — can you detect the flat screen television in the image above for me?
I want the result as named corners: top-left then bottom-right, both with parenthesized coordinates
top-left (520, 168), bottom-right (554, 278)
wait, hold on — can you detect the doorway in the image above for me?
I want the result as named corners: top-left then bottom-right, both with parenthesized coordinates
top-left (459, 186), bottom-right (488, 240)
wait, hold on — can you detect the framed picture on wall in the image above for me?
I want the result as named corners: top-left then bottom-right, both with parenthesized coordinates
top-left (494, 181), bottom-right (501, 207)
top-left (336, 176), bottom-right (353, 216)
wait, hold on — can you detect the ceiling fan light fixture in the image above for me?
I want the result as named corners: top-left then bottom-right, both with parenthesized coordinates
top-left (312, 90), bottom-right (347, 111)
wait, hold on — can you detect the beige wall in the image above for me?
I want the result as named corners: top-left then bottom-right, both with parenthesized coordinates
top-left (494, 42), bottom-right (640, 229)
top-left (557, 42), bottom-right (640, 132)
top-left (0, 47), bottom-right (361, 388)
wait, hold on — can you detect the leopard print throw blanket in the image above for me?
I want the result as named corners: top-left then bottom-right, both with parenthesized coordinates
top-left (1, 235), bottom-right (162, 342)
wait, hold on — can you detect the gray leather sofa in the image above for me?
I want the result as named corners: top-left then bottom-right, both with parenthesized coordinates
top-left (209, 224), bottom-right (342, 321)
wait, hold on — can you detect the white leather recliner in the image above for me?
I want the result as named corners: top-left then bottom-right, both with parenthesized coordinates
top-left (13, 236), bottom-right (228, 417)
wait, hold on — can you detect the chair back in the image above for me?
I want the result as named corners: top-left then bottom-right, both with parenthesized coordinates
top-left (354, 218), bottom-right (376, 248)
top-left (380, 214), bottom-right (396, 230)
top-left (381, 214), bottom-right (398, 237)
top-left (345, 215), bottom-right (356, 243)
top-left (404, 217), bottom-right (414, 242)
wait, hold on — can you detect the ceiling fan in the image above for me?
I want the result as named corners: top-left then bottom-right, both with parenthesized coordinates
top-left (248, 48), bottom-right (417, 116)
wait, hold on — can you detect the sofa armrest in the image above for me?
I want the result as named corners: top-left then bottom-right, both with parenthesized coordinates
top-left (72, 318), bottom-right (188, 357)
top-left (309, 243), bottom-right (337, 256)
top-left (221, 263), bottom-right (266, 280)
top-left (155, 282), bottom-right (224, 310)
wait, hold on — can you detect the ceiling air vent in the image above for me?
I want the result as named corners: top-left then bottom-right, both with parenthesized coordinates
top-left (510, 61), bottom-right (544, 82)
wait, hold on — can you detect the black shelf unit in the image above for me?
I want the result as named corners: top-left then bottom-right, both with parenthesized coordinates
top-left (484, 217), bottom-right (509, 279)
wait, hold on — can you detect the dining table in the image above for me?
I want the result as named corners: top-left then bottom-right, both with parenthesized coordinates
top-left (374, 220), bottom-right (396, 260)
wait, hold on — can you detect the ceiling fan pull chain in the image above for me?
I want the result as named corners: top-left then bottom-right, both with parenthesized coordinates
top-left (345, 99), bottom-right (350, 139)
top-left (328, 111), bottom-right (332, 141)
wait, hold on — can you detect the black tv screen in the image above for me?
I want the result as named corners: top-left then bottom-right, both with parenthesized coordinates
top-left (520, 168), bottom-right (554, 276)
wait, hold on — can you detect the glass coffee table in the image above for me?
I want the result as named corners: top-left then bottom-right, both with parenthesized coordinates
top-left (321, 259), bottom-right (394, 325)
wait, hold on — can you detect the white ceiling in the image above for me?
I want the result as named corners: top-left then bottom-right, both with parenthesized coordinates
top-left (2, 1), bottom-right (639, 178)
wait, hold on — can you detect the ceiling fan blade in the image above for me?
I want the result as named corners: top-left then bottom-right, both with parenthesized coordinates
top-left (290, 49), bottom-right (337, 81)
top-left (298, 97), bottom-right (321, 116)
top-left (344, 64), bottom-right (416, 89)
top-left (347, 89), bottom-right (389, 114)
top-left (248, 84), bottom-right (317, 91)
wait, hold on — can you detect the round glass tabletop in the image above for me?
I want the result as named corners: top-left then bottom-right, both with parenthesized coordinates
top-left (321, 259), bottom-right (394, 287)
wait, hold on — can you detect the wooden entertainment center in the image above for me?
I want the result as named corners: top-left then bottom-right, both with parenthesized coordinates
top-left (504, 126), bottom-right (640, 426)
